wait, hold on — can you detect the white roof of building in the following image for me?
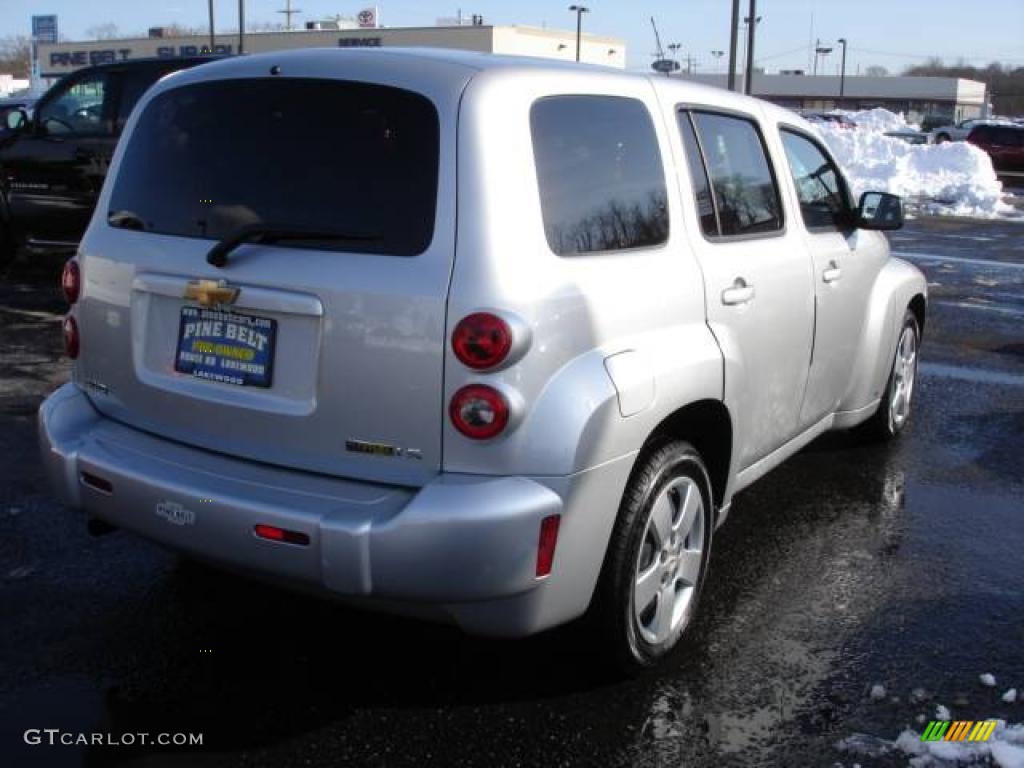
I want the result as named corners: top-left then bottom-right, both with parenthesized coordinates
top-left (678, 73), bottom-right (986, 105)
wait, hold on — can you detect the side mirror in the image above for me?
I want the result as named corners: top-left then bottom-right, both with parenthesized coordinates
top-left (856, 191), bottom-right (904, 231)
top-left (5, 108), bottom-right (29, 132)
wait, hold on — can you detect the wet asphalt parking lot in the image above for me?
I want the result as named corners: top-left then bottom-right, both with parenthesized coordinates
top-left (1, 214), bottom-right (1022, 768)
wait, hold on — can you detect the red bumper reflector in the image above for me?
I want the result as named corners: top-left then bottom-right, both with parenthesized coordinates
top-left (536, 514), bottom-right (561, 577)
top-left (254, 524), bottom-right (310, 546)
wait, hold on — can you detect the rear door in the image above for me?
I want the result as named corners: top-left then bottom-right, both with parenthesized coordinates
top-left (77, 61), bottom-right (468, 486)
top-left (676, 108), bottom-right (815, 469)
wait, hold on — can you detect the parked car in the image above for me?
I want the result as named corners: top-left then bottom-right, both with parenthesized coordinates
top-left (0, 56), bottom-right (219, 266)
top-left (967, 123), bottom-right (1024, 174)
top-left (928, 117), bottom-right (1017, 143)
top-left (39, 49), bottom-right (926, 670)
top-left (803, 111), bottom-right (857, 129)
top-left (884, 129), bottom-right (929, 145)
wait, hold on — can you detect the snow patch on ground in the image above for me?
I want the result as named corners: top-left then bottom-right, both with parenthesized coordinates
top-left (840, 720), bottom-right (1024, 767)
top-left (982, 674), bottom-right (998, 687)
top-left (809, 108), bottom-right (1018, 220)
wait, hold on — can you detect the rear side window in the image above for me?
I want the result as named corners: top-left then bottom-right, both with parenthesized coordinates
top-left (531, 95), bottom-right (668, 256)
top-left (108, 78), bottom-right (439, 256)
top-left (994, 127), bottom-right (1024, 146)
top-left (686, 110), bottom-right (783, 238)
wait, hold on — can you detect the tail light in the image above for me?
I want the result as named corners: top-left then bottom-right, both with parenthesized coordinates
top-left (449, 384), bottom-right (509, 440)
top-left (452, 312), bottom-right (512, 370)
top-left (536, 515), bottom-right (561, 577)
top-left (62, 259), bottom-right (81, 304)
top-left (62, 315), bottom-right (80, 359)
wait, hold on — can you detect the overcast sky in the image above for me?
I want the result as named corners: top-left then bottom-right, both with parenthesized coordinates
top-left (3, 0), bottom-right (1023, 75)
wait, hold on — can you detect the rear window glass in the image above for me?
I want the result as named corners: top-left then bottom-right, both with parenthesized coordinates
top-left (531, 95), bottom-right (668, 256)
top-left (108, 78), bottom-right (439, 256)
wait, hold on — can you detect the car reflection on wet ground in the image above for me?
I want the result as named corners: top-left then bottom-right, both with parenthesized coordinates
top-left (1, 215), bottom-right (1022, 768)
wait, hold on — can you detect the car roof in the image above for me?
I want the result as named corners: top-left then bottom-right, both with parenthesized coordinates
top-left (59, 55), bottom-right (225, 78)
top-left (175, 47), bottom-right (789, 118)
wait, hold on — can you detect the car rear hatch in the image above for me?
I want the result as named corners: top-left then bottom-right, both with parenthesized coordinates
top-left (74, 53), bottom-right (472, 486)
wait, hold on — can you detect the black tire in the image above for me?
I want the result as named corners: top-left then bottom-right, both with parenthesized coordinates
top-left (860, 309), bottom-right (920, 442)
top-left (592, 439), bottom-right (714, 672)
top-left (935, 133), bottom-right (951, 144)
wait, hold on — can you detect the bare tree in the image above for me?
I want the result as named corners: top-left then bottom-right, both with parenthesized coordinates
top-left (0, 36), bottom-right (31, 78)
top-left (864, 65), bottom-right (889, 77)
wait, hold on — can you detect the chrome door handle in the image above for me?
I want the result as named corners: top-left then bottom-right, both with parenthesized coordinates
top-left (721, 278), bottom-right (755, 306)
top-left (822, 261), bottom-right (842, 283)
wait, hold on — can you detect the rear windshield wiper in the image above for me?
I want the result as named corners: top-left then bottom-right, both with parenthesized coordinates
top-left (206, 224), bottom-right (382, 267)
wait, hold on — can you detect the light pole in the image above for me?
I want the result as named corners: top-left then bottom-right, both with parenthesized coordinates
top-left (207, 0), bottom-right (215, 51)
top-left (813, 40), bottom-right (832, 76)
top-left (711, 50), bottom-right (724, 73)
top-left (239, 0), bottom-right (245, 54)
top-left (740, 14), bottom-right (761, 86)
top-left (837, 37), bottom-right (848, 106)
top-left (568, 5), bottom-right (590, 62)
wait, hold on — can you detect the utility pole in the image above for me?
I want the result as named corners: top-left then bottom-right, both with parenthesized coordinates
top-left (278, 0), bottom-right (301, 32)
top-left (207, 0), bottom-right (215, 51)
top-left (238, 0), bottom-right (245, 54)
top-left (838, 37), bottom-right (848, 106)
top-left (727, 0), bottom-right (740, 91)
top-left (569, 6), bottom-right (590, 62)
top-left (744, 0), bottom-right (757, 95)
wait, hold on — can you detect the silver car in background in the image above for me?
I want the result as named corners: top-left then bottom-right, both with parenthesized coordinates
top-left (39, 49), bottom-right (926, 669)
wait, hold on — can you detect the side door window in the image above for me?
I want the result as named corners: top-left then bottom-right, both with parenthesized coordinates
top-left (683, 110), bottom-right (784, 238)
top-left (36, 72), bottom-right (113, 137)
top-left (779, 129), bottom-right (851, 231)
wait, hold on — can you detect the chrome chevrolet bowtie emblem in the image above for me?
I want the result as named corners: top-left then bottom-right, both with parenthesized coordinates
top-left (184, 279), bottom-right (240, 308)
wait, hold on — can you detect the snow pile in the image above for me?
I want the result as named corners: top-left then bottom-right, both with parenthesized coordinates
top-left (841, 107), bottom-right (920, 133)
top-left (810, 108), bottom-right (1014, 219)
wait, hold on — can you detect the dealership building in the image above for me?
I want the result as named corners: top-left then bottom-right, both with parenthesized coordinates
top-left (679, 72), bottom-right (988, 122)
top-left (37, 24), bottom-right (626, 79)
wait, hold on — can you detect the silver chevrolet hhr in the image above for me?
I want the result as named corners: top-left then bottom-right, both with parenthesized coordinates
top-left (39, 49), bottom-right (926, 669)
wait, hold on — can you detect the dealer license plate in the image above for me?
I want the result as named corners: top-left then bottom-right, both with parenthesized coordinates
top-left (174, 307), bottom-right (277, 388)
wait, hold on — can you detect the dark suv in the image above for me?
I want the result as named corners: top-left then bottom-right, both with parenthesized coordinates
top-left (0, 57), bottom-right (218, 265)
top-left (967, 124), bottom-right (1024, 176)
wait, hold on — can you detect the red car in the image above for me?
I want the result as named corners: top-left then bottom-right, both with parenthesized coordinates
top-left (967, 124), bottom-right (1024, 174)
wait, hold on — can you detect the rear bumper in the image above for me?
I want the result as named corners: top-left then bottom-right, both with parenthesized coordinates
top-left (39, 383), bottom-right (624, 637)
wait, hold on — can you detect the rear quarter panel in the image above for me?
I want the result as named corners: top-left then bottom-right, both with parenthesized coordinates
top-left (445, 67), bottom-right (724, 480)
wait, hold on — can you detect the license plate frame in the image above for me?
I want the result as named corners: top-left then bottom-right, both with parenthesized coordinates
top-left (174, 306), bottom-right (277, 388)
